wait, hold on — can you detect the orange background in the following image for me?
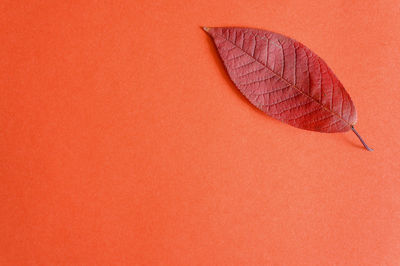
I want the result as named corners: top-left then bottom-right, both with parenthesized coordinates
top-left (1, 1), bottom-right (400, 265)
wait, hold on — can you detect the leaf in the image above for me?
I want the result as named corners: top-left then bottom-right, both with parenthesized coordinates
top-left (204, 26), bottom-right (372, 151)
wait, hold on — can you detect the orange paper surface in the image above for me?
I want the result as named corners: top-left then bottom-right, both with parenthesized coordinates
top-left (1, 1), bottom-right (400, 265)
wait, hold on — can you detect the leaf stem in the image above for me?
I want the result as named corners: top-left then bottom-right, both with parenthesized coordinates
top-left (351, 126), bottom-right (373, 151)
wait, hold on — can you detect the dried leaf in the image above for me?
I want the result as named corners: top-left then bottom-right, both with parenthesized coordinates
top-left (204, 26), bottom-right (372, 151)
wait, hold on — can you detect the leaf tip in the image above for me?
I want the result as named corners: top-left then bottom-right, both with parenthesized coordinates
top-left (202, 26), bottom-right (210, 33)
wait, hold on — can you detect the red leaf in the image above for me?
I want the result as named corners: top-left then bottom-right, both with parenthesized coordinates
top-left (204, 26), bottom-right (372, 151)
